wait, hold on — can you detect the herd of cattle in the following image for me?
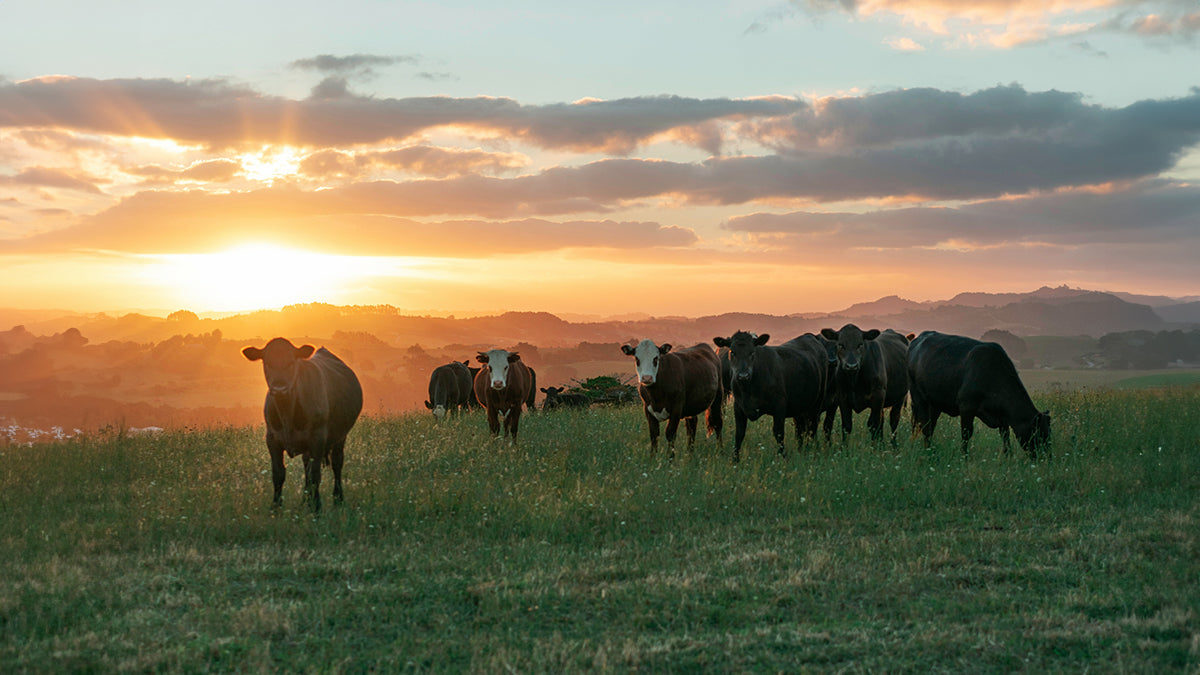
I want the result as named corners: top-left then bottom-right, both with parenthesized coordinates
top-left (243, 326), bottom-right (1051, 510)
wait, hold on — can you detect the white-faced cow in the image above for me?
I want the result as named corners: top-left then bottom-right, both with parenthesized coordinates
top-left (819, 325), bottom-right (910, 444)
top-left (473, 349), bottom-right (534, 443)
top-left (424, 361), bottom-right (474, 419)
top-left (243, 337), bottom-right (363, 512)
top-left (712, 332), bottom-right (829, 463)
top-left (907, 331), bottom-right (1051, 459)
top-left (540, 386), bottom-right (592, 411)
top-left (620, 340), bottom-right (723, 458)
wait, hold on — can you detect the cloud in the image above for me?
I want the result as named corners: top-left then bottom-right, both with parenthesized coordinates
top-left (299, 146), bottom-right (528, 179)
top-left (722, 180), bottom-right (1200, 250)
top-left (289, 54), bottom-right (422, 74)
top-left (0, 202), bottom-right (698, 258)
top-left (126, 159), bottom-right (243, 185)
top-left (781, 0), bottom-right (1200, 49)
top-left (0, 77), bottom-right (804, 154)
top-left (0, 166), bottom-right (104, 193)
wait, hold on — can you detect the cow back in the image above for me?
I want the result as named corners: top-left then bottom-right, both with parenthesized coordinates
top-left (653, 343), bottom-right (722, 417)
top-left (303, 348), bottom-right (364, 440)
top-left (777, 334), bottom-right (831, 413)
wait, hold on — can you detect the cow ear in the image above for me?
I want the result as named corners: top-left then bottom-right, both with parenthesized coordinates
top-left (476, 352), bottom-right (489, 363)
top-left (462, 360), bottom-right (470, 367)
top-left (863, 329), bottom-right (881, 340)
top-left (297, 345), bottom-right (316, 359)
top-left (508, 352), bottom-right (521, 363)
top-left (242, 346), bottom-right (263, 361)
top-left (424, 400), bottom-right (433, 409)
top-left (820, 328), bottom-right (838, 341)
top-left (621, 344), bottom-right (635, 355)
top-left (659, 343), bottom-right (672, 354)
top-left (906, 333), bottom-right (916, 342)
top-left (540, 387), bottom-right (549, 393)
top-left (713, 337), bottom-right (729, 348)
top-left (755, 333), bottom-right (770, 346)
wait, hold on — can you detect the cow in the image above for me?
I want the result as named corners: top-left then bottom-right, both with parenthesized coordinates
top-left (819, 325), bottom-right (910, 444)
top-left (906, 331), bottom-right (1051, 459)
top-left (712, 332), bottom-right (829, 462)
top-left (242, 337), bottom-right (363, 512)
top-left (717, 346), bottom-right (733, 402)
top-left (540, 386), bottom-right (592, 411)
top-left (473, 349), bottom-right (534, 443)
top-left (424, 361), bottom-right (474, 418)
top-left (525, 366), bottom-right (538, 413)
top-left (620, 340), bottom-right (723, 458)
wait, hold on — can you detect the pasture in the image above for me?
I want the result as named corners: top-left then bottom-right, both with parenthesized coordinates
top-left (1, 386), bottom-right (1198, 672)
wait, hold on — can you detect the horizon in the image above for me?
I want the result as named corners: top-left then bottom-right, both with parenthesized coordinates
top-left (3, 2), bottom-right (1199, 316)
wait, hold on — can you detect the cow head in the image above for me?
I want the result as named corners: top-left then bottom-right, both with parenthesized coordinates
top-left (424, 400), bottom-right (448, 418)
top-left (477, 349), bottom-right (520, 391)
top-left (820, 324), bottom-right (880, 375)
top-left (243, 337), bottom-right (315, 397)
top-left (621, 339), bottom-right (672, 386)
top-left (1020, 409), bottom-right (1052, 458)
top-left (713, 331), bottom-right (768, 382)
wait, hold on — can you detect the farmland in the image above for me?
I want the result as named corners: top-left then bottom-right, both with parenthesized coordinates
top-left (1, 385), bottom-right (1198, 672)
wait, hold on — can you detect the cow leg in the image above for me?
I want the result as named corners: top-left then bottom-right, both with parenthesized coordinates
top-left (645, 409), bottom-right (661, 454)
top-left (960, 415), bottom-right (975, 456)
top-left (920, 410), bottom-right (940, 448)
top-left (307, 458), bottom-right (323, 513)
top-left (772, 415), bottom-right (787, 457)
top-left (507, 408), bottom-right (522, 444)
top-left (486, 407), bottom-right (502, 438)
top-left (729, 408), bottom-right (745, 462)
top-left (268, 440), bottom-right (286, 508)
top-left (685, 415), bottom-right (698, 454)
top-left (330, 439), bottom-right (345, 504)
top-left (839, 403), bottom-right (853, 439)
top-left (888, 405), bottom-right (903, 447)
top-left (706, 397), bottom-right (723, 444)
top-left (664, 415), bottom-right (682, 459)
top-left (867, 403), bottom-right (884, 442)
top-left (822, 409), bottom-right (835, 443)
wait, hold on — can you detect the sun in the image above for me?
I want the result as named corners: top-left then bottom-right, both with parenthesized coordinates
top-left (239, 147), bottom-right (301, 183)
top-left (143, 244), bottom-right (400, 312)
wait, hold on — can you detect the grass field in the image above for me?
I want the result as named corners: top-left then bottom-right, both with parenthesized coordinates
top-left (2, 385), bottom-right (1198, 672)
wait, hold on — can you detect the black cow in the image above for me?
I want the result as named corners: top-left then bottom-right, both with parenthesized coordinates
top-left (540, 386), bottom-right (592, 410)
top-left (243, 338), bottom-right (363, 512)
top-left (424, 361), bottom-right (474, 418)
top-left (621, 339), bottom-right (723, 457)
top-left (819, 325), bottom-right (909, 444)
top-left (712, 332), bottom-right (829, 462)
top-left (907, 331), bottom-right (1051, 459)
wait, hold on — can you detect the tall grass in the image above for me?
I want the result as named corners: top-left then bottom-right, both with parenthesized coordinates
top-left (1, 387), bottom-right (1198, 672)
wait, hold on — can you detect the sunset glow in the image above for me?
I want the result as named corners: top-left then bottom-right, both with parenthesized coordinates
top-left (0, 1), bottom-right (1197, 317)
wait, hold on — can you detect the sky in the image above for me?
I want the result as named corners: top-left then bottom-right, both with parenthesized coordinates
top-left (1, 0), bottom-right (1198, 317)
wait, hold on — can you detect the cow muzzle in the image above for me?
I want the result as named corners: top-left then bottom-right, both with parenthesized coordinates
top-left (491, 380), bottom-right (506, 390)
top-left (640, 375), bottom-right (655, 386)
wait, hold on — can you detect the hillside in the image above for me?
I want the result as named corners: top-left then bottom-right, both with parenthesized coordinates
top-left (1, 286), bottom-right (1196, 435)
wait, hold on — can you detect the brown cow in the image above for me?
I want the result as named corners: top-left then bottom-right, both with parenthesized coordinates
top-left (473, 349), bottom-right (533, 443)
top-left (620, 339), bottom-right (723, 457)
top-left (243, 338), bottom-right (363, 512)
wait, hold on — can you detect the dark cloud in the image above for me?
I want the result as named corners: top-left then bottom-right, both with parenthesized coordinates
top-left (722, 180), bottom-right (1200, 249)
top-left (0, 77), bottom-right (803, 153)
top-left (290, 54), bottom-right (420, 72)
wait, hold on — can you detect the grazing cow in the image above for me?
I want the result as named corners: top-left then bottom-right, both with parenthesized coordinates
top-left (819, 325), bottom-right (910, 444)
top-left (907, 331), bottom-right (1051, 459)
top-left (243, 338), bottom-right (363, 512)
top-left (473, 349), bottom-right (534, 443)
top-left (711, 332), bottom-right (828, 462)
top-left (620, 340), bottom-right (723, 457)
top-left (424, 361), bottom-right (474, 418)
top-left (540, 386), bottom-right (592, 411)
